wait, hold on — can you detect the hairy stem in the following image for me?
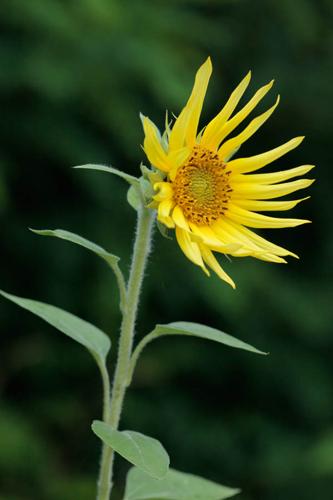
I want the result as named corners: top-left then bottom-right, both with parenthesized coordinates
top-left (96, 206), bottom-right (154, 500)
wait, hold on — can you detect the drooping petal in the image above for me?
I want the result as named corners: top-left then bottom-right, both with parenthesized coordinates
top-left (213, 218), bottom-right (297, 259)
top-left (199, 244), bottom-right (236, 288)
top-left (218, 95), bottom-right (280, 160)
top-left (228, 221), bottom-right (298, 258)
top-left (231, 164), bottom-right (315, 185)
top-left (190, 223), bottom-right (232, 249)
top-left (200, 71), bottom-right (251, 149)
top-left (168, 58), bottom-right (212, 151)
top-left (234, 197), bottom-right (309, 211)
top-left (226, 204), bottom-right (311, 228)
top-left (175, 227), bottom-right (208, 273)
top-left (207, 80), bottom-right (274, 150)
top-left (141, 115), bottom-right (172, 172)
top-left (172, 205), bottom-right (190, 231)
top-left (231, 178), bottom-right (314, 199)
top-left (227, 136), bottom-right (304, 174)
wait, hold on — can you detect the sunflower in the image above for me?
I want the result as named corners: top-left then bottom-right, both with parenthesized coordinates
top-left (141, 58), bottom-right (314, 288)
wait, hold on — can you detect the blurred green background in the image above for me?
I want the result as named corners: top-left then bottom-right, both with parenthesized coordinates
top-left (0, 0), bottom-right (332, 499)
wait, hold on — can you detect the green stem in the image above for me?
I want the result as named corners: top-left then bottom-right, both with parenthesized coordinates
top-left (127, 331), bottom-right (160, 386)
top-left (96, 205), bottom-right (154, 500)
top-left (96, 359), bottom-right (112, 500)
top-left (111, 262), bottom-right (127, 314)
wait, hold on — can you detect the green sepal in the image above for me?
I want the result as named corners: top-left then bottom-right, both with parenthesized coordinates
top-left (157, 220), bottom-right (173, 240)
top-left (139, 177), bottom-right (154, 203)
top-left (124, 467), bottom-right (240, 500)
top-left (127, 185), bottom-right (142, 211)
top-left (91, 421), bottom-right (169, 479)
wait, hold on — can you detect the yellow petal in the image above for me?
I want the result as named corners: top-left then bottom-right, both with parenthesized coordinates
top-left (157, 199), bottom-right (175, 228)
top-left (234, 197), bottom-right (309, 211)
top-left (168, 147), bottom-right (190, 167)
top-left (231, 178), bottom-right (314, 199)
top-left (231, 221), bottom-right (298, 258)
top-left (189, 223), bottom-right (241, 253)
top-left (200, 71), bottom-right (251, 149)
top-left (158, 215), bottom-right (175, 229)
top-left (226, 204), bottom-right (311, 228)
top-left (172, 205), bottom-right (190, 231)
top-left (189, 223), bottom-right (226, 247)
top-left (168, 147), bottom-right (191, 180)
top-left (214, 219), bottom-right (264, 252)
top-left (218, 95), bottom-right (280, 159)
top-left (169, 58), bottom-right (212, 150)
top-left (231, 164), bottom-right (315, 185)
top-left (199, 245), bottom-right (236, 288)
top-left (208, 80), bottom-right (274, 150)
top-left (153, 182), bottom-right (173, 202)
top-left (213, 218), bottom-right (296, 260)
top-left (141, 115), bottom-right (171, 172)
top-left (175, 227), bottom-right (208, 272)
top-left (227, 136), bottom-right (304, 174)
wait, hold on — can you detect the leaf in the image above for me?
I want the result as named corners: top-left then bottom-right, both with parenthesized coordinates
top-left (0, 290), bottom-right (110, 361)
top-left (30, 228), bottom-right (127, 313)
top-left (151, 322), bottom-right (266, 355)
top-left (91, 421), bottom-right (169, 479)
top-left (124, 467), bottom-right (240, 500)
top-left (74, 164), bottom-right (139, 186)
top-left (128, 321), bottom-right (266, 385)
top-left (30, 228), bottom-right (120, 268)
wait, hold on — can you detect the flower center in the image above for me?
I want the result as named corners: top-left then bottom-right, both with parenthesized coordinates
top-left (173, 146), bottom-right (232, 225)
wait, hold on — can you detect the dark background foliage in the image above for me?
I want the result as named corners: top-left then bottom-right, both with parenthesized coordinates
top-left (0, 0), bottom-right (332, 499)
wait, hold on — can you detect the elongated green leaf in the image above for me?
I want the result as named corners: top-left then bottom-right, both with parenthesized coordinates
top-left (124, 467), bottom-right (240, 500)
top-left (30, 228), bottom-right (127, 313)
top-left (92, 421), bottom-right (169, 479)
top-left (30, 228), bottom-right (120, 267)
top-left (74, 164), bottom-right (139, 186)
top-left (0, 290), bottom-right (110, 361)
top-left (128, 321), bottom-right (266, 385)
top-left (152, 322), bottom-right (266, 355)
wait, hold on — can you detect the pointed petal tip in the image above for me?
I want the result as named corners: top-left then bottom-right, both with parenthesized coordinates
top-left (244, 70), bottom-right (252, 82)
top-left (200, 56), bottom-right (213, 74)
top-left (299, 219), bottom-right (312, 225)
top-left (202, 265), bottom-right (210, 277)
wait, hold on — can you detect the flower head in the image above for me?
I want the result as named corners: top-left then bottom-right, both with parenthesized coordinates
top-left (141, 58), bottom-right (314, 288)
